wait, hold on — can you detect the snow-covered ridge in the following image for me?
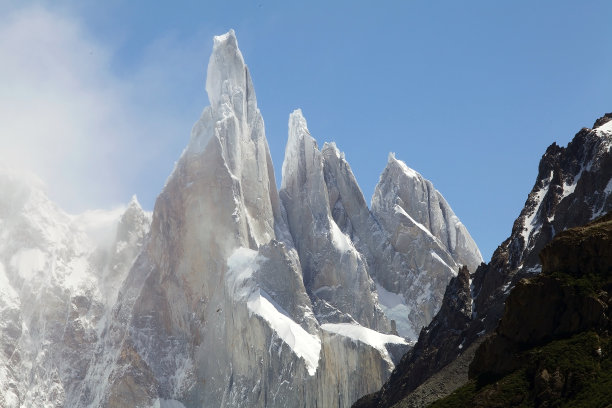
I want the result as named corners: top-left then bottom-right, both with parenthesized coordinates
top-left (596, 118), bottom-right (612, 135)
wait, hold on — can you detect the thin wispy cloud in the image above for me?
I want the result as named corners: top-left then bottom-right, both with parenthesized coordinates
top-left (0, 4), bottom-right (206, 212)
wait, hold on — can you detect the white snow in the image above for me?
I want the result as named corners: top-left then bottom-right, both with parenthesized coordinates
top-left (9, 248), bottom-right (46, 280)
top-left (226, 247), bottom-right (262, 300)
top-left (521, 174), bottom-right (551, 246)
top-left (415, 282), bottom-right (433, 306)
top-left (0, 262), bottom-right (19, 310)
top-left (227, 247), bottom-right (321, 375)
top-left (321, 322), bottom-right (407, 363)
top-left (525, 266), bottom-right (542, 274)
top-left (388, 152), bottom-right (418, 179)
top-left (375, 283), bottom-right (413, 338)
top-left (605, 176), bottom-right (612, 194)
top-left (63, 256), bottom-right (92, 290)
top-left (329, 219), bottom-right (353, 254)
top-left (322, 141), bottom-right (344, 161)
top-left (393, 204), bottom-right (435, 240)
top-left (596, 119), bottom-right (612, 135)
top-left (591, 176), bottom-right (612, 219)
top-left (247, 293), bottom-right (321, 375)
top-left (430, 250), bottom-right (456, 275)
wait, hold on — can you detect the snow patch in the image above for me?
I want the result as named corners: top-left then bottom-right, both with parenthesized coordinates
top-left (247, 293), bottom-right (321, 375)
top-left (525, 266), bottom-right (542, 274)
top-left (375, 283), bottom-right (414, 339)
top-left (329, 219), bottom-right (353, 254)
top-left (562, 170), bottom-right (581, 199)
top-left (227, 247), bottom-right (321, 375)
top-left (521, 173), bottom-right (552, 246)
top-left (605, 177), bottom-right (612, 194)
top-left (591, 176), bottom-right (612, 219)
top-left (596, 119), bottom-right (612, 135)
top-left (394, 204), bottom-right (435, 240)
top-left (321, 322), bottom-right (407, 365)
top-left (0, 262), bottom-right (19, 310)
top-left (430, 250), bottom-right (456, 275)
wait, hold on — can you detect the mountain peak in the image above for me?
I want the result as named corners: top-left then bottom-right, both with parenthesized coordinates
top-left (205, 29), bottom-right (250, 108)
top-left (213, 28), bottom-right (237, 46)
top-left (384, 152), bottom-right (419, 180)
top-left (127, 194), bottom-right (141, 209)
top-left (288, 108), bottom-right (311, 140)
top-left (281, 109), bottom-right (319, 190)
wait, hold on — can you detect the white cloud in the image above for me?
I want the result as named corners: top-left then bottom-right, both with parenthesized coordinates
top-left (0, 4), bottom-right (207, 212)
top-left (0, 6), bottom-right (126, 207)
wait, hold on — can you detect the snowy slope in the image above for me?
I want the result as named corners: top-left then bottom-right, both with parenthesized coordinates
top-left (0, 170), bottom-right (150, 408)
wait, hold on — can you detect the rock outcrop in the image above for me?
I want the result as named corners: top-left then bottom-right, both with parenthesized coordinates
top-left (432, 212), bottom-right (612, 407)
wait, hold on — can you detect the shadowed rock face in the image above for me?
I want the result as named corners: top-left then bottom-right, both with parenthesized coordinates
top-left (354, 113), bottom-right (612, 408)
top-left (457, 213), bottom-right (612, 407)
top-left (472, 212), bottom-right (612, 377)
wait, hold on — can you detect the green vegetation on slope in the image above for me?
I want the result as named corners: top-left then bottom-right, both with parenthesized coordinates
top-left (429, 332), bottom-right (611, 408)
top-left (429, 213), bottom-right (612, 407)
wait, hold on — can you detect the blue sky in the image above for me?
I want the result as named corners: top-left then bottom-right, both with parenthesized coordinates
top-left (1, 1), bottom-right (611, 261)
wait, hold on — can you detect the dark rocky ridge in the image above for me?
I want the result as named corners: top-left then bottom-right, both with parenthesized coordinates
top-left (353, 112), bottom-right (612, 408)
top-left (472, 212), bottom-right (612, 376)
top-left (593, 112), bottom-right (612, 129)
top-left (433, 211), bottom-right (612, 407)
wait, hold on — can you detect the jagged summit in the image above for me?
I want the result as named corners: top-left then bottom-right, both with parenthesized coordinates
top-left (592, 112), bottom-right (612, 130)
top-left (373, 152), bottom-right (483, 274)
top-left (205, 29), bottom-right (253, 108)
top-left (384, 152), bottom-right (419, 180)
top-left (127, 194), bottom-right (141, 208)
top-left (281, 108), bottom-right (318, 192)
top-left (280, 108), bottom-right (389, 331)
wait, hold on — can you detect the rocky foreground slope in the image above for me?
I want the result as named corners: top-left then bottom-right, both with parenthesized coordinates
top-left (430, 211), bottom-right (612, 407)
top-left (0, 31), bottom-right (481, 407)
top-left (354, 113), bottom-right (612, 408)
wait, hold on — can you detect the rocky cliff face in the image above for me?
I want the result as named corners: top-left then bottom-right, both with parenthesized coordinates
top-left (280, 111), bottom-right (389, 332)
top-left (354, 112), bottom-right (612, 408)
top-left (369, 154), bottom-right (481, 338)
top-left (75, 31), bottom-right (414, 408)
top-left (0, 31), bottom-right (482, 408)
